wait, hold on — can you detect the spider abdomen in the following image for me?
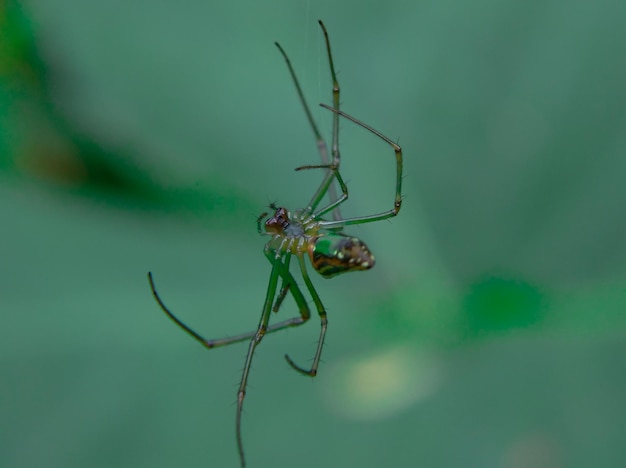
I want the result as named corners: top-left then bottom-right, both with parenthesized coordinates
top-left (308, 234), bottom-right (375, 278)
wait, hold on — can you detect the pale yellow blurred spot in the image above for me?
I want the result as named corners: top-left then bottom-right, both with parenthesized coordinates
top-left (322, 346), bottom-right (443, 420)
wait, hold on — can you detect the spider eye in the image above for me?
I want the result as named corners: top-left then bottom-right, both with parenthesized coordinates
top-left (309, 234), bottom-right (375, 278)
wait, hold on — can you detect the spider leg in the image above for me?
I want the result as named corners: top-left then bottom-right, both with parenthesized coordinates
top-left (148, 252), bottom-right (314, 468)
top-left (272, 253), bottom-right (291, 312)
top-left (256, 211), bottom-right (268, 234)
top-left (148, 270), bottom-right (307, 349)
top-left (316, 104), bottom-right (403, 228)
top-left (275, 20), bottom-right (343, 221)
top-left (294, 163), bottom-right (349, 220)
top-left (234, 255), bottom-right (280, 468)
top-left (284, 254), bottom-right (328, 377)
top-left (236, 249), bottom-right (316, 467)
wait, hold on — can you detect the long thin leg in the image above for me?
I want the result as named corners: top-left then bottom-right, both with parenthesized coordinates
top-left (295, 162), bottom-right (348, 219)
top-left (275, 21), bottom-right (343, 220)
top-left (148, 266), bottom-right (309, 349)
top-left (319, 19), bottom-right (341, 176)
top-left (302, 20), bottom-right (343, 217)
top-left (316, 104), bottom-right (403, 228)
top-left (284, 254), bottom-right (328, 377)
top-left (234, 256), bottom-right (280, 468)
top-left (272, 253), bottom-right (291, 312)
top-left (236, 249), bottom-right (315, 467)
top-left (148, 253), bottom-right (314, 468)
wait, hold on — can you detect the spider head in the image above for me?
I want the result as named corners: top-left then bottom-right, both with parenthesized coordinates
top-left (309, 234), bottom-right (375, 278)
top-left (264, 206), bottom-right (290, 234)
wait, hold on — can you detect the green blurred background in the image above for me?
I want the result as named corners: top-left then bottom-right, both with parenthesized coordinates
top-left (2, 1), bottom-right (625, 467)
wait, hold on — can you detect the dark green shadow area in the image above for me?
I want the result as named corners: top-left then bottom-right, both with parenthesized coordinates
top-left (0, 1), bottom-right (257, 225)
top-left (462, 275), bottom-right (546, 338)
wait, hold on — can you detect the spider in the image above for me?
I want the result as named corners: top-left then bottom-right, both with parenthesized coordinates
top-left (148, 20), bottom-right (402, 468)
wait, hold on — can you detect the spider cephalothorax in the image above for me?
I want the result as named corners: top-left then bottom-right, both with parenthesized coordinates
top-left (148, 20), bottom-right (402, 468)
top-left (263, 205), bottom-right (375, 278)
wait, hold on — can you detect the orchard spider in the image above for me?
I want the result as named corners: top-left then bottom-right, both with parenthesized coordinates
top-left (148, 20), bottom-right (402, 467)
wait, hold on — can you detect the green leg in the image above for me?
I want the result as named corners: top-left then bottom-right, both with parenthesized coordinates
top-left (313, 20), bottom-right (342, 220)
top-left (275, 21), bottom-right (343, 221)
top-left (148, 270), bottom-right (307, 349)
top-left (284, 255), bottom-right (328, 377)
top-left (235, 250), bottom-right (314, 467)
top-left (294, 163), bottom-right (349, 220)
top-left (316, 104), bottom-right (404, 228)
top-left (148, 250), bottom-right (315, 468)
top-left (272, 253), bottom-right (291, 312)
